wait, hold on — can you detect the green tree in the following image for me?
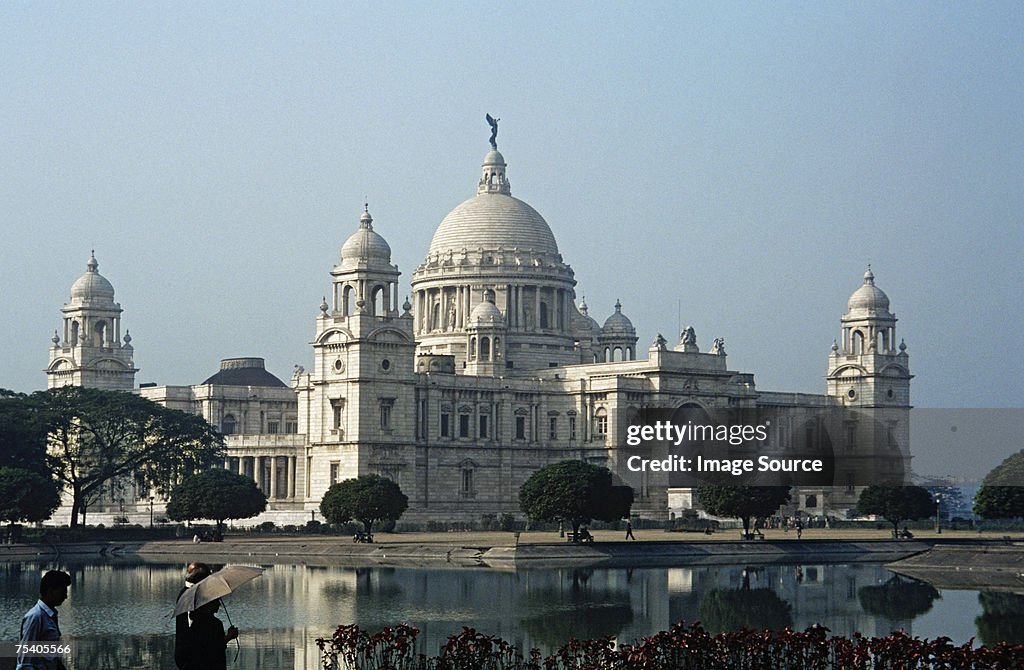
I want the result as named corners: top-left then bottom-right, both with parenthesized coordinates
top-left (0, 391), bottom-right (61, 526)
top-left (974, 450), bottom-right (1024, 520)
top-left (165, 468), bottom-right (267, 534)
top-left (320, 474), bottom-right (408, 535)
top-left (0, 467), bottom-right (61, 525)
top-left (518, 460), bottom-right (633, 539)
top-left (856, 484), bottom-right (934, 536)
top-left (0, 390), bottom-right (51, 474)
top-left (38, 386), bottom-right (225, 527)
top-left (696, 485), bottom-right (791, 537)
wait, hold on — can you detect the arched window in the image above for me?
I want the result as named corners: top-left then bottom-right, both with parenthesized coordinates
top-left (852, 330), bottom-right (865, 355)
top-left (371, 285), bottom-right (386, 316)
top-left (71, 321), bottom-right (80, 346)
top-left (342, 285), bottom-right (354, 316)
top-left (612, 346), bottom-right (623, 362)
top-left (432, 303), bottom-right (441, 330)
top-left (94, 320), bottom-right (107, 346)
top-left (480, 336), bottom-right (491, 361)
top-left (493, 337), bottom-right (501, 359)
top-left (539, 302), bottom-right (549, 329)
top-left (222, 415), bottom-right (237, 435)
top-left (468, 337), bottom-right (477, 361)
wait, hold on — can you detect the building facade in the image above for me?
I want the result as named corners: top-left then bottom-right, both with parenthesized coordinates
top-left (48, 133), bottom-right (912, 526)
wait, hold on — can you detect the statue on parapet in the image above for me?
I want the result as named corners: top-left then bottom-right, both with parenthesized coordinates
top-left (486, 113), bottom-right (500, 149)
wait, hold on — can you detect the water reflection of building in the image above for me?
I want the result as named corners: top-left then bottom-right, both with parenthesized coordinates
top-left (1, 560), bottom-right (959, 670)
top-left (46, 128), bottom-right (913, 525)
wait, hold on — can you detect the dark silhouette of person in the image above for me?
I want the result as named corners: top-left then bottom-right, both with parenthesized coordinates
top-left (625, 520), bottom-right (636, 540)
top-left (181, 599), bottom-right (238, 670)
top-left (17, 570), bottom-right (71, 670)
top-left (175, 562), bottom-right (212, 669)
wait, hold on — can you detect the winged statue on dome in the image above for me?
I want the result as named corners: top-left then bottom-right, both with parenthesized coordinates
top-left (486, 113), bottom-right (500, 149)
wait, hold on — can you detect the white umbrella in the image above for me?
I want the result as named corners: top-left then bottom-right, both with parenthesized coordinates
top-left (173, 565), bottom-right (264, 617)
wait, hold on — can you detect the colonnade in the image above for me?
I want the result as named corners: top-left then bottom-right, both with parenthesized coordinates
top-left (226, 455), bottom-right (298, 500)
top-left (413, 284), bottom-right (574, 334)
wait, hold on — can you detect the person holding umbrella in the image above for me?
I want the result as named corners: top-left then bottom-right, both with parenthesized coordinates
top-left (173, 565), bottom-right (263, 670)
top-left (181, 599), bottom-right (237, 670)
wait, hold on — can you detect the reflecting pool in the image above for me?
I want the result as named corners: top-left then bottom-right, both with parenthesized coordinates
top-left (1, 558), bottom-right (1021, 669)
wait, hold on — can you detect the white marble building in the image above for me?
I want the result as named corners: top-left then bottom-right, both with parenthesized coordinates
top-left (47, 131), bottom-right (912, 526)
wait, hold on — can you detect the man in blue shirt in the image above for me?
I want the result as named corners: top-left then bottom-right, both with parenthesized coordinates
top-left (17, 570), bottom-right (71, 670)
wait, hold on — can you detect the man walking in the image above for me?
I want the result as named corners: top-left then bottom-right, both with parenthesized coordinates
top-left (17, 570), bottom-right (71, 670)
top-left (625, 520), bottom-right (636, 540)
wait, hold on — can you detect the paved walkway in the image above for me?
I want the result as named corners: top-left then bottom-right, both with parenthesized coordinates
top-left (222, 527), bottom-right (1008, 546)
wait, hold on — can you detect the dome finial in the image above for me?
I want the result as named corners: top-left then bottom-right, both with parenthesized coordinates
top-left (360, 205), bottom-right (373, 229)
top-left (615, 299), bottom-right (622, 313)
top-left (87, 251), bottom-right (98, 272)
top-left (864, 264), bottom-right (874, 284)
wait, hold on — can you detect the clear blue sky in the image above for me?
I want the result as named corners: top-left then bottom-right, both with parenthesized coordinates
top-left (2, 3), bottom-right (1021, 476)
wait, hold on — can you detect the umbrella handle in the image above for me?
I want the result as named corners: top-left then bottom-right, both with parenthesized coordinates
top-left (219, 600), bottom-right (242, 660)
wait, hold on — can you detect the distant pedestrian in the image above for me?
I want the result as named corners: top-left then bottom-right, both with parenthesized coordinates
top-left (625, 520), bottom-right (635, 540)
top-left (795, 518), bottom-right (803, 540)
top-left (17, 569), bottom-right (71, 670)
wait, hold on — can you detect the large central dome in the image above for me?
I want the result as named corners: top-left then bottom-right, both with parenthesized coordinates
top-left (426, 149), bottom-right (559, 258)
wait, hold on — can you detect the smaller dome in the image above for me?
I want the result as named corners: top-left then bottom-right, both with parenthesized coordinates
top-left (470, 301), bottom-right (504, 325)
top-left (202, 357), bottom-right (287, 387)
top-left (571, 298), bottom-right (601, 334)
top-left (340, 208), bottom-right (391, 264)
top-left (847, 267), bottom-right (891, 313)
top-left (470, 289), bottom-right (505, 326)
top-left (483, 149), bottom-right (506, 166)
top-left (602, 300), bottom-right (635, 333)
top-left (70, 253), bottom-right (115, 301)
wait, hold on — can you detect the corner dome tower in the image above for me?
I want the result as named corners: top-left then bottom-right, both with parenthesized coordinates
top-left (411, 123), bottom-right (581, 372)
top-left (48, 252), bottom-right (137, 390)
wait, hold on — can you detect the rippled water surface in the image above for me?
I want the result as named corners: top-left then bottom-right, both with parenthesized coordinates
top-left (1, 558), bottom-right (1020, 669)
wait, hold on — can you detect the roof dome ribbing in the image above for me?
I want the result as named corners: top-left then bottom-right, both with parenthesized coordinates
top-left (847, 267), bottom-right (891, 313)
top-left (70, 253), bottom-right (115, 301)
top-left (427, 150), bottom-right (559, 258)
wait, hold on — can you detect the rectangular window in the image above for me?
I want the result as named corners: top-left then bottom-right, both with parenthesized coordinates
top-left (549, 417), bottom-right (558, 440)
top-left (844, 422), bottom-right (857, 450)
top-left (887, 421), bottom-right (899, 450)
top-left (331, 400), bottom-right (344, 430)
top-left (440, 413), bottom-right (450, 438)
top-left (267, 420), bottom-right (279, 435)
top-left (380, 399), bottom-right (394, 429)
top-left (595, 415), bottom-right (608, 436)
top-left (515, 416), bottom-right (526, 440)
top-left (329, 462), bottom-right (340, 486)
top-left (479, 414), bottom-right (489, 439)
top-left (569, 416), bottom-right (577, 441)
top-left (459, 414), bottom-right (471, 438)
top-left (285, 420), bottom-right (298, 434)
top-left (461, 469), bottom-right (474, 496)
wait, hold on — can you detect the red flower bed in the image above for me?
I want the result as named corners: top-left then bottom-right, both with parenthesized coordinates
top-left (316, 621), bottom-right (1024, 669)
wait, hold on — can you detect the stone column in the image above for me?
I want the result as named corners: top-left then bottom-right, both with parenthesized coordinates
top-left (288, 456), bottom-right (297, 499)
top-left (270, 455), bottom-right (278, 499)
top-left (535, 287), bottom-right (541, 331)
